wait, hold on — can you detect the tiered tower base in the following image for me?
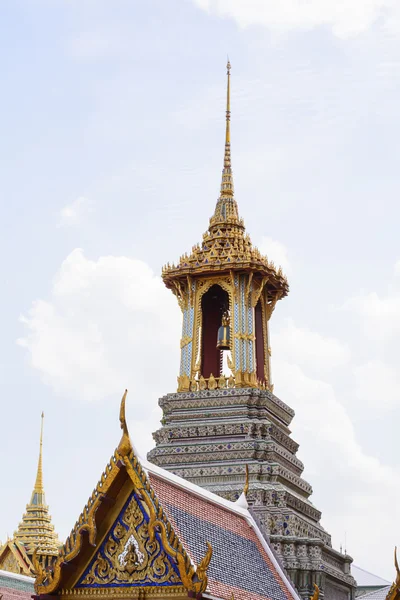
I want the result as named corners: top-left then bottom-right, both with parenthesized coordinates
top-left (148, 387), bottom-right (356, 600)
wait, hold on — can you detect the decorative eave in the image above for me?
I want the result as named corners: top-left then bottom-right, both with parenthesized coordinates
top-left (34, 391), bottom-right (212, 598)
top-left (162, 253), bottom-right (289, 299)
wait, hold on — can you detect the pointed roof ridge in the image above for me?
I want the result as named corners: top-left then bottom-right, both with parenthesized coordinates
top-left (352, 564), bottom-right (391, 586)
top-left (0, 539), bottom-right (35, 577)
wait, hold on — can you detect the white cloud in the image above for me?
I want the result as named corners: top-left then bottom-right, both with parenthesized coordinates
top-left (342, 262), bottom-right (400, 342)
top-left (353, 359), bottom-right (400, 410)
top-left (18, 249), bottom-right (181, 408)
top-left (259, 236), bottom-right (291, 274)
top-left (272, 318), bottom-right (351, 374)
top-left (273, 358), bottom-right (400, 577)
top-left (193, 0), bottom-right (399, 38)
top-left (58, 196), bottom-right (94, 227)
top-left (343, 291), bottom-right (400, 340)
top-left (270, 313), bottom-right (400, 575)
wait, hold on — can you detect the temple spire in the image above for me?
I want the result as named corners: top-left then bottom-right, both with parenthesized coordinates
top-left (225, 59), bottom-right (231, 159)
top-left (220, 59), bottom-right (234, 197)
top-left (31, 412), bottom-right (45, 505)
top-left (13, 412), bottom-right (60, 568)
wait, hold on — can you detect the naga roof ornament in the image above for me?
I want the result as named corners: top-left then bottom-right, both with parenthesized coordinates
top-left (386, 547), bottom-right (400, 600)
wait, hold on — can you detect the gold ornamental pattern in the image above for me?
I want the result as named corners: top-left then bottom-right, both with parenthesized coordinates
top-left (0, 549), bottom-right (21, 574)
top-left (79, 493), bottom-right (181, 587)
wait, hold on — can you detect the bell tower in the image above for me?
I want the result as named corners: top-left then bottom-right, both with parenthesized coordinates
top-left (149, 63), bottom-right (356, 600)
top-left (162, 61), bottom-right (288, 393)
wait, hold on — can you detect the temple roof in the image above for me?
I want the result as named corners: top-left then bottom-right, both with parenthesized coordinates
top-left (357, 588), bottom-right (392, 600)
top-left (147, 463), bottom-right (297, 600)
top-left (352, 565), bottom-right (391, 588)
top-left (162, 63), bottom-right (289, 301)
top-left (34, 391), bottom-right (300, 600)
top-left (0, 569), bottom-right (34, 600)
top-left (0, 540), bottom-right (35, 577)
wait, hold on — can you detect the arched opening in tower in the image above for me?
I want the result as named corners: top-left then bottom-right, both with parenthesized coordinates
top-left (201, 284), bottom-right (229, 379)
top-left (255, 299), bottom-right (266, 383)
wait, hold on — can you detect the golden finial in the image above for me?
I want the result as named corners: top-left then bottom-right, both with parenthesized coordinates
top-left (310, 583), bottom-right (320, 600)
top-left (33, 412), bottom-right (44, 495)
top-left (219, 59), bottom-right (234, 198)
top-left (117, 390), bottom-right (132, 457)
top-left (243, 464), bottom-right (249, 497)
top-left (225, 58), bottom-right (231, 148)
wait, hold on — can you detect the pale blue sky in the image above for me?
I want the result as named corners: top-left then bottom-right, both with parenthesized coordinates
top-left (1, 0), bottom-right (399, 580)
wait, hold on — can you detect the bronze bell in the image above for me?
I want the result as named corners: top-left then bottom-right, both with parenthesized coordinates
top-left (217, 311), bottom-right (230, 350)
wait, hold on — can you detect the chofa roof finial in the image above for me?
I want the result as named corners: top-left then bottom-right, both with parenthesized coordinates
top-left (117, 389), bottom-right (132, 457)
top-left (243, 464), bottom-right (249, 497)
top-left (310, 584), bottom-right (319, 600)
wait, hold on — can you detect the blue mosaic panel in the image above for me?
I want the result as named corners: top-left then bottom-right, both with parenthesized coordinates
top-left (186, 305), bottom-right (195, 374)
top-left (248, 340), bottom-right (254, 372)
top-left (233, 274), bottom-right (240, 371)
top-left (240, 275), bottom-right (246, 372)
top-left (76, 492), bottom-right (182, 588)
top-left (179, 309), bottom-right (188, 376)
top-left (248, 296), bottom-right (254, 372)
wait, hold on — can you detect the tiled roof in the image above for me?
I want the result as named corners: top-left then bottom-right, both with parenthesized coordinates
top-left (357, 586), bottom-right (391, 600)
top-left (352, 565), bottom-right (391, 587)
top-left (146, 460), bottom-right (299, 600)
top-left (0, 570), bottom-right (34, 600)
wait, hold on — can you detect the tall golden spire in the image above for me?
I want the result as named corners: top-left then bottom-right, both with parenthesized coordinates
top-left (32, 411), bottom-right (44, 502)
top-left (220, 59), bottom-right (234, 198)
top-left (13, 412), bottom-right (60, 568)
top-left (210, 60), bottom-right (240, 228)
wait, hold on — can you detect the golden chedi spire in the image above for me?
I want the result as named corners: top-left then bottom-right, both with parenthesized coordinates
top-left (14, 413), bottom-right (60, 568)
top-left (210, 59), bottom-right (241, 229)
top-left (221, 58), bottom-right (233, 195)
top-left (32, 411), bottom-right (45, 503)
top-left (162, 61), bottom-right (288, 298)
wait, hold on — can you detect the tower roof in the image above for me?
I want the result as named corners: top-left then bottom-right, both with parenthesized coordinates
top-left (13, 413), bottom-right (60, 559)
top-left (162, 62), bottom-right (288, 300)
